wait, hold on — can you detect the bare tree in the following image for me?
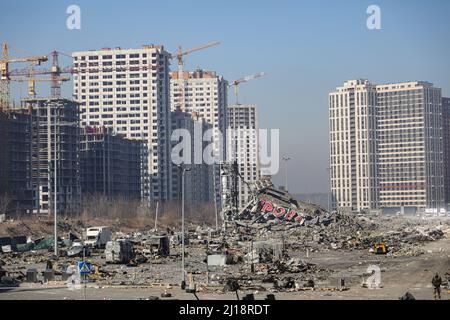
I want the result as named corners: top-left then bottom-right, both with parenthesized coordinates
top-left (0, 192), bottom-right (11, 215)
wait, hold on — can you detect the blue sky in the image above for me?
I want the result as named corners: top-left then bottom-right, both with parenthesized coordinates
top-left (1, 0), bottom-right (450, 193)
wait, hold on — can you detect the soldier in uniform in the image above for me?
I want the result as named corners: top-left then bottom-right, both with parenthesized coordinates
top-left (432, 273), bottom-right (442, 300)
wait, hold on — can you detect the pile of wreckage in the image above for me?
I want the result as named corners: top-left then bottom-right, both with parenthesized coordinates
top-left (0, 227), bottom-right (178, 287)
top-left (231, 180), bottom-right (327, 228)
top-left (1, 177), bottom-right (449, 292)
top-left (218, 180), bottom-right (449, 259)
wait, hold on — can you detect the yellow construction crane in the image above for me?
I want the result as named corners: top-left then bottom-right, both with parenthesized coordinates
top-left (0, 42), bottom-right (48, 109)
top-left (230, 72), bottom-right (266, 105)
top-left (170, 41), bottom-right (220, 76)
top-left (170, 42), bottom-right (220, 112)
top-left (13, 76), bottom-right (70, 98)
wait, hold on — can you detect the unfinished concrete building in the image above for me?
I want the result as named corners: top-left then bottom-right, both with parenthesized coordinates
top-left (170, 107), bottom-right (213, 203)
top-left (17, 98), bottom-right (81, 215)
top-left (0, 110), bottom-right (34, 214)
top-left (80, 126), bottom-right (142, 200)
top-left (73, 45), bottom-right (172, 203)
top-left (226, 104), bottom-right (261, 209)
top-left (170, 68), bottom-right (228, 207)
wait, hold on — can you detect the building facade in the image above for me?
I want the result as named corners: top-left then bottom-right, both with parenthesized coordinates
top-left (0, 110), bottom-right (34, 214)
top-left (329, 80), bottom-right (379, 212)
top-left (72, 45), bottom-right (172, 203)
top-left (442, 97), bottom-right (450, 206)
top-left (18, 98), bottom-right (81, 215)
top-left (226, 104), bottom-right (260, 208)
top-left (80, 126), bottom-right (142, 200)
top-left (170, 68), bottom-right (228, 205)
top-left (377, 82), bottom-right (443, 211)
top-left (170, 107), bottom-right (213, 203)
top-left (170, 68), bottom-right (228, 159)
top-left (329, 80), bottom-right (444, 213)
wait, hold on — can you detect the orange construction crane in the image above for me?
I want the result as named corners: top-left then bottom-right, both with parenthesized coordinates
top-left (170, 41), bottom-right (220, 76)
top-left (170, 41), bottom-right (220, 111)
top-left (0, 42), bottom-right (48, 109)
top-left (230, 72), bottom-right (266, 105)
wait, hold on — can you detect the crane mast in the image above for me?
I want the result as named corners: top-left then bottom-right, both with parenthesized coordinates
top-left (170, 41), bottom-right (220, 111)
top-left (230, 72), bottom-right (266, 105)
top-left (0, 42), bottom-right (48, 109)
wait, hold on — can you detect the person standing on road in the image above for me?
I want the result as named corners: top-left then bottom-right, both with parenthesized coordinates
top-left (431, 273), bottom-right (442, 300)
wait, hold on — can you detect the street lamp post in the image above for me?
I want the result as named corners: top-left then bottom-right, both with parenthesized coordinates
top-left (54, 113), bottom-right (57, 256)
top-left (282, 156), bottom-right (292, 192)
top-left (326, 167), bottom-right (331, 213)
top-left (180, 165), bottom-right (191, 289)
top-left (41, 116), bottom-right (77, 257)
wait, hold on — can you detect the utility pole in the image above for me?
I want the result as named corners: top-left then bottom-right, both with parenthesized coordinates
top-left (41, 105), bottom-right (76, 257)
top-left (180, 165), bottom-right (191, 289)
top-left (154, 201), bottom-right (159, 232)
top-left (212, 163), bottom-right (219, 232)
top-left (282, 156), bottom-right (292, 192)
top-left (326, 167), bottom-right (331, 212)
top-left (54, 106), bottom-right (57, 256)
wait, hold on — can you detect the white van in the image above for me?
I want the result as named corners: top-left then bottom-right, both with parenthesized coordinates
top-left (84, 226), bottom-right (112, 248)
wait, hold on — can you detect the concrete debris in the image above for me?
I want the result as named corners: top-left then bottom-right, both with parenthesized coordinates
top-left (105, 240), bottom-right (134, 264)
top-left (207, 254), bottom-right (231, 266)
top-left (67, 241), bottom-right (91, 258)
top-left (399, 291), bottom-right (416, 300)
top-left (0, 184), bottom-right (449, 299)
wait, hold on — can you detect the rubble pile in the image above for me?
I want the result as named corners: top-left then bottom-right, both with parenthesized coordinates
top-left (1, 177), bottom-right (449, 296)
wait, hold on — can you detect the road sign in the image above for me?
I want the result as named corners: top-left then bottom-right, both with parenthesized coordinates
top-left (78, 261), bottom-right (91, 275)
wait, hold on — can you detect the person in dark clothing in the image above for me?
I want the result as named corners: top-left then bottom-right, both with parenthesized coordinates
top-left (431, 273), bottom-right (442, 300)
top-left (46, 260), bottom-right (53, 271)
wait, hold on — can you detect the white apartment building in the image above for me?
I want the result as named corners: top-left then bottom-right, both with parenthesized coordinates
top-left (226, 104), bottom-right (260, 208)
top-left (170, 68), bottom-right (228, 160)
top-left (329, 80), bottom-right (444, 213)
top-left (329, 80), bottom-right (379, 212)
top-left (72, 45), bottom-right (171, 202)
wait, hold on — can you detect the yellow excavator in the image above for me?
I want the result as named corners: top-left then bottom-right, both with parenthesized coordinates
top-left (373, 242), bottom-right (388, 254)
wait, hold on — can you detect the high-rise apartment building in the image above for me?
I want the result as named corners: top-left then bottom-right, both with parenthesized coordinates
top-left (329, 80), bottom-right (444, 213)
top-left (170, 107), bottom-right (213, 202)
top-left (19, 98), bottom-right (80, 214)
top-left (72, 45), bottom-right (171, 203)
top-left (329, 80), bottom-right (379, 211)
top-left (170, 68), bottom-right (228, 158)
top-left (226, 104), bottom-right (260, 208)
top-left (0, 109), bottom-right (34, 213)
top-left (170, 68), bottom-right (228, 205)
top-left (377, 82), bottom-right (443, 210)
top-left (442, 97), bottom-right (450, 205)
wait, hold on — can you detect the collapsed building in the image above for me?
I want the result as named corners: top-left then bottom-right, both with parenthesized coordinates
top-left (220, 170), bottom-right (327, 230)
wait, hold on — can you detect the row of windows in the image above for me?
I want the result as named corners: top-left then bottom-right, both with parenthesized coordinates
top-left (75, 52), bottom-right (157, 61)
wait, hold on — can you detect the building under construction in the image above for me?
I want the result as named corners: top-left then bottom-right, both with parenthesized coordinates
top-left (170, 107), bottom-right (214, 203)
top-left (80, 126), bottom-right (142, 200)
top-left (16, 98), bottom-right (81, 215)
top-left (0, 109), bottom-right (34, 214)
